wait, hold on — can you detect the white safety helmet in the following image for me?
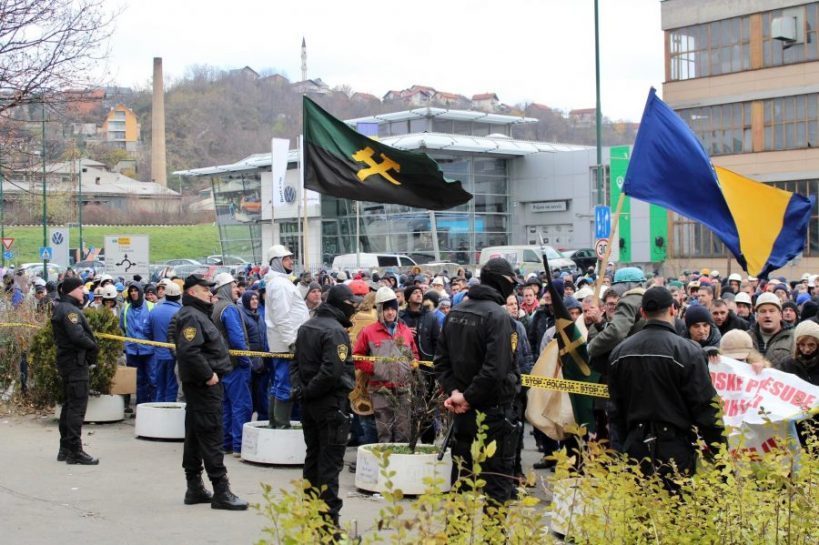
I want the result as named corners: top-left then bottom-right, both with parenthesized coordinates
top-left (99, 274), bottom-right (113, 284)
top-left (728, 273), bottom-right (742, 282)
top-left (754, 292), bottom-right (782, 311)
top-left (213, 272), bottom-right (236, 290)
top-left (734, 292), bottom-right (752, 306)
top-left (93, 287), bottom-right (103, 297)
top-left (374, 286), bottom-right (397, 305)
top-left (101, 285), bottom-right (118, 300)
top-left (268, 244), bottom-right (293, 260)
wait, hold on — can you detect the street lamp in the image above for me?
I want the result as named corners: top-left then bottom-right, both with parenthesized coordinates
top-left (41, 100), bottom-right (48, 281)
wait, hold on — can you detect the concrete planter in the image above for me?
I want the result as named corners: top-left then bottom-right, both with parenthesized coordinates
top-left (354, 443), bottom-right (452, 495)
top-left (240, 421), bottom-right (306, 465)
top-left (135, 402), bottom-right (186, 440)
top-left (549, 477), bottom-right (588, 538)
top-left (55, 394), bottom-right (124, 423)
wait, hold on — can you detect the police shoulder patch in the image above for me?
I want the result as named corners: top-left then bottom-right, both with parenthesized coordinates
top-left (67, 312), bottom-right (79, 324)
top-left (337, 344), bottom-right (349, 361)
top-left (183, 327), bottom-right (197, 341)
top-left (511, 331), bottom-right (518, 354)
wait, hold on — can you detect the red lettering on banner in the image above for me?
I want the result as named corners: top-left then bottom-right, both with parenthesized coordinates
top-left (745, 379), bottom-right (760, 393)
top-left (770, 380), bottom-right (783, 396)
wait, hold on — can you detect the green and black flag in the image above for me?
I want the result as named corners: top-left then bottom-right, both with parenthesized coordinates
top-left (541, 248), bottom-right (601, 434)
top-left (303, 97), bottom-right (473, 210)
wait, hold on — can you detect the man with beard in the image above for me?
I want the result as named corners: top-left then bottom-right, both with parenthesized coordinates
top-left (291, 284), bottom-right (360, 532)
top-left (53, 277), bottom-right (99, 465)
top-left (264, 245), bottom-right (310, 428)
top-left (173, 274), bottom-right (247, 510)
top-left (711, 299), bottom-right (749, 336)
top-left (435, 257), bottom-right (520, 506)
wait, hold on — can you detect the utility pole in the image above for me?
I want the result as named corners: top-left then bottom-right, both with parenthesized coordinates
top-left (594, 0), bottom-right (603, 205)
top-left (41, 100), bottom-right (48, 281)
top-left (77, 141), bottom-right (83, 260)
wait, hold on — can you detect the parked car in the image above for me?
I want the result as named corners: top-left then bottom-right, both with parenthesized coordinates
top-left (165, 258), bottom-right (202, 267)
top-left (478, 245), bottom-right (577, 277)
top-left (205, 255), bottom-right (249, 266)
top-left (563, 248), bottom-right (598, 272)
top-left (332, 253), bottom-right (417, 272)
top-left (18, 262), bottom-right (66, 279)
top-left (239, 195), bottom-right (261, 215)
top-left (73, 260), bottom-right (106, 272)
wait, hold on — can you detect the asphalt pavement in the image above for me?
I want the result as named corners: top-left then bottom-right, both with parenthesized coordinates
top-left (0, 412), bottom-right (549, 544)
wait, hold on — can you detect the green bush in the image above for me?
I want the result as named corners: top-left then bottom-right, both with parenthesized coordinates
top-left (255, 416), bottom-right (819, 544)
top-left (0, 303), bottom-right (49, 397)
top-left (28, 307), bottom-right (123, 407)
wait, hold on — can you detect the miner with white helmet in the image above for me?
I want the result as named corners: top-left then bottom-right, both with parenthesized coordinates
top-left (264, 244), bottom-right (310, 428)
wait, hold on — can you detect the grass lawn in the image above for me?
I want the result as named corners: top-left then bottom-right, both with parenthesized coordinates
top-left (1, 224), bottom-right (221, 264)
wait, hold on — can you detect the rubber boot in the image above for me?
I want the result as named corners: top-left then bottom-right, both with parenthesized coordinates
top-left (184, 474), bottom-right (213, 505)
top-left (267, 396), bottom-right (276, 428)
top-left (211, 477), bottom-right (248, 511)
top-left (272, 399), bottom-right (293, 429)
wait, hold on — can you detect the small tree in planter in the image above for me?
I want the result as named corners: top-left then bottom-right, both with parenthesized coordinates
top-left (0, 303), bottom-right (49, 404)
top-left (28, 307), bottom-right (123, 408)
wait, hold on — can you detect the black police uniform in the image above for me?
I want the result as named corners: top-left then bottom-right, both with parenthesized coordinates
top-left (608, 316), bottom-right (724, 488)
top-left (291, 300), bottom-right (356, 527)
top-left (172, 289), bottom-right (246, 509)
top-left (52, 293), bottom-right (99, 463)
top-left (434, 283), bottom-right (520, 505)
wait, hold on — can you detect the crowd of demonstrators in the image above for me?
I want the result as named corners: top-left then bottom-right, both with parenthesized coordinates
top-left (8, 252), bottom-right (819, 523)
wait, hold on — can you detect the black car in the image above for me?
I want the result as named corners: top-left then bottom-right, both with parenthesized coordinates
top-left (563, 248), bottom-right (597, 272)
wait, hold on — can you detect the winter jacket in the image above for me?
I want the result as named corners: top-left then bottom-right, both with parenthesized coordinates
top-left (717, 311), bottom-right (750, 336)
top-left (171, 294), bottom-right (232, 412)
top-left (120, 283), bottom-right (155, 356)
top-left (264, 270), bottom-right (310, 352)
top-left (146, 299), bottom-right (182, 359)
top-left (434, 284), bottom-right (519, 410)
top-left (212, 299), bottom-right (252, 369)
top-left (513, 319), bottom-right (534, 375)
top-left (779, 353), bottom-right (819, 386)
top-left (291, 303), bottom-right (355, 403)
top-left (350, 308), bottom-right (377, 346)
top-left (527, 305), bottom-right (554, 355)
top-left (52, 294), bottom-right (98, 381)
top-left (416, 309), bottom-right (440, 362)
top-left (239, 304), bottom-right (269, 372)
top-left (587, 288), bottom-right (645, 362)
top-left (608, 320), bottom-right (724, 448)
top-left (750, 324), bottom-right (794, 369)
top-left (353, 319), bottom-right (419, 388)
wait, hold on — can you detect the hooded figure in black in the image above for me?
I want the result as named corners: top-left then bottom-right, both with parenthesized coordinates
top-left (435, 257), bottom-right (520, 507)
top-left (291, 284), bottom-right (360, 532)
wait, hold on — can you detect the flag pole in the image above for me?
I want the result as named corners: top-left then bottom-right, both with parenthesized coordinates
top-left (299, 135), bottom-right (308, 271)
top-left (355, 201), bottom-right (360, 269)
top-left (594, 192), bottom-right (626, 303)
top-left (297, 135), bottom-right (304, 270)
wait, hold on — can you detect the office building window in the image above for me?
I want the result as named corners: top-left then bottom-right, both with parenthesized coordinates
top-left (678, 102), bottom-right (752, 155)
top-left (763, 4), bottom-right (819, 66)
top-left (763, 94), bottom-right (819, 151)
top-left (669, 16), bottom-right (750, 80)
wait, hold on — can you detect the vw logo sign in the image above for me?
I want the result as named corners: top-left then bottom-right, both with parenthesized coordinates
top-left (283, 185), bottom-right (297, 204)
top-left (51, 232), bottom-right (64, 245)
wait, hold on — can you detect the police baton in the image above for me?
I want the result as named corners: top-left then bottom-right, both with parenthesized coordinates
top-left (438, 419), bottom-right (456, 461)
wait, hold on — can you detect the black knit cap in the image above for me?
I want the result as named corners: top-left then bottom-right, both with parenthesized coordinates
top-left (60, 277), bottom-right (84, 295)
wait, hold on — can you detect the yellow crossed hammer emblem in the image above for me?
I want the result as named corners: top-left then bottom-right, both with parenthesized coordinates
top-left (352, 146), bottom-right (402, 186)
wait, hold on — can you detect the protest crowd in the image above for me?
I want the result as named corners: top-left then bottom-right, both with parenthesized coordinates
top-left (2, 246), bottom-right (819, 525)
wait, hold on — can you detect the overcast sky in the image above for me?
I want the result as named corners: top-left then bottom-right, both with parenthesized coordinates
top-left (107, 0), bottom-right (664, 121)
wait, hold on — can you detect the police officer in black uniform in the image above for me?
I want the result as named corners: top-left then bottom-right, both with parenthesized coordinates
top-left (608, 286), bottom-right (725, 490)
top-left (291, 284), bottom-right (360, 530)
top-left (435, 257), bottom-right (520, 506)
top-left (53, 276), bottom-right (99, 465)
top-left (172, 274), bottom-right (247, 510)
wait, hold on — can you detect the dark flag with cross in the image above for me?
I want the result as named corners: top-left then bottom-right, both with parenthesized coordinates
top-left (540, 242), bottom-right (601, 434)
top-left (302, 96), bottom-right (473, 210)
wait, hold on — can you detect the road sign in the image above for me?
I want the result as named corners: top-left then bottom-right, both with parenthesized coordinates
top-left (594, 205), bottom-right (611, 240)
top-left (595, 238), bottom-right (609, 260)
top-left (3, 250), bottom-right (13, 260)
top-left (39, 246), bottom-right (53, 261)
top-left (1, 238), bottom-right (13, 251)
top-left (104, 235), bottom-right (149, 279)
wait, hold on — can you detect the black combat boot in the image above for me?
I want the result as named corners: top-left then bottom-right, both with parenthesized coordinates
top-left (57, 447), bottom-right (69, 462)
top-left (184, 474), bottom-right (213, 505)
top-left (66, 450), bottom-right (99, 465)
top-left (211, 477), bottom-right (248, 511)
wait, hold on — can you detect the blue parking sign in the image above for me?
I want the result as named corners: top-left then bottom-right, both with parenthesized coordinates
top-left (595, 206), bottom-right (611, 240)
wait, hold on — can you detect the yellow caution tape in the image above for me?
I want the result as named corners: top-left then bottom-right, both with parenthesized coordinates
top-left (0, 322), bottom-right (40, 329)
top-left (521, 374), bottom-right (610, 398)
top-left (2, 322), bottom-right (604, 396)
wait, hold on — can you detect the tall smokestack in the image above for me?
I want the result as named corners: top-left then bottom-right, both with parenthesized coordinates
top-left (151, 57), bottom-right (167, 186)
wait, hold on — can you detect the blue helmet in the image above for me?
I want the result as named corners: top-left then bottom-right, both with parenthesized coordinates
top-left (613, 267), bottom-right (646, 284)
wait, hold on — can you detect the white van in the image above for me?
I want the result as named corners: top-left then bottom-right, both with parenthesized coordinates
top-left (478, 245), bottom-right (577, 277)
top-left (331, 253), bottom-right (417, 272)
